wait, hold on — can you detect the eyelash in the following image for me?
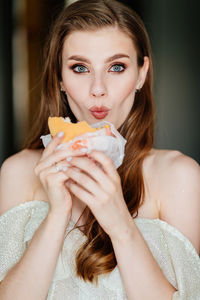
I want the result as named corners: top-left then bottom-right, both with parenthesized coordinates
top-left (70, 63), bottom-right (126, 74)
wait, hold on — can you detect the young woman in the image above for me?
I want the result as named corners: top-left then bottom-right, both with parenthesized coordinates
top-left (0, 0), bottom-right (200, 299)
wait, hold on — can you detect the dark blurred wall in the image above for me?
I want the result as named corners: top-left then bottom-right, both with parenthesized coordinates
top-left (126, 0), bottom-right (200, 163)
top-left (147, 0), bottom-right (200, 163)
top-left (25, 0), bottom-right (65, 129)
top-left (0, 0), bottom-right (14, 165)
top-left (0, 0), bottom-right (65, 166)
top-left (0, 0), bottom-right (200, 165)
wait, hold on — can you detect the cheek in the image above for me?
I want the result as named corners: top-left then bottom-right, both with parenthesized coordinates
top-left (111, 75), bottom-right (137, 102)
top-left (64, 78), bottom-right (87, 102)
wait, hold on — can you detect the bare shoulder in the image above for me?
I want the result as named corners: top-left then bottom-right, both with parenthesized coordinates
top-left (151, 148), bottom-right (200, 253)
top-left (0, 149), bottom-right (43, 215)
top-left (152, 148), bottom-right (199, 173)
top-left (152, 148), bottom-right (200, 193)
top-left (143, 148), bottom-right (199, 191)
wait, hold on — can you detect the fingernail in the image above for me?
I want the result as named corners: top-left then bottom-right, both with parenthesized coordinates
top-left (80, 148), bottom-right (88, 153)
top-left (66, 156), bottom-right (72, 162)
top-left (55, 165), bottom-right (60, 172)
top-left (57, 131), bottom-right (64, 137)
top-left (62, 166), bottom-right (68, 171)
top-left (56, 144), bottom-right (63, 150)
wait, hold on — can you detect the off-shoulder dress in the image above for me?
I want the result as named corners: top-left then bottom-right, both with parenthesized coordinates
top-left (0, 200), bottom-right (200, 299)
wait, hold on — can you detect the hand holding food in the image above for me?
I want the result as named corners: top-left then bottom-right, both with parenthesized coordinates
top-left (41, 117), bottom-right (126, 168)
top-left (35, 131), bottom-right (86, 219)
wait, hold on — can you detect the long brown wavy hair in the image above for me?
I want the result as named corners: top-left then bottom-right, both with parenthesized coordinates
top-left (24, 0), bottom-right (154, 283)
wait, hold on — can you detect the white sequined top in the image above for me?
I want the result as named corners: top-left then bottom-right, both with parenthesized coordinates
top-left (0, 200), bottom-right (200, 299)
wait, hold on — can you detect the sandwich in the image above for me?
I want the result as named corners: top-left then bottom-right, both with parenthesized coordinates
top-left (41, 116), bottom-right (126, 168)
top-left (48, 116), bottom-right (112, 143)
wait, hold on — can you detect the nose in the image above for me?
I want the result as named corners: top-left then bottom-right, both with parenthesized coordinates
top-left (90, 74), bottom-right (107, 98)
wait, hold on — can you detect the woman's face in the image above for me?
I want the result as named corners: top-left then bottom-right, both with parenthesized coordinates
top-left (61, 26), bottom-right (149, 128)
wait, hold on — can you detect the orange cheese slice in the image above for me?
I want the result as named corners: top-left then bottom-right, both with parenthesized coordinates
top-left (48, 117), bottom-right (109, 143)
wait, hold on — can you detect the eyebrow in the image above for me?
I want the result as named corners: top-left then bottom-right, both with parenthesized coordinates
top-left (67, 53), bottom-right (130, 63)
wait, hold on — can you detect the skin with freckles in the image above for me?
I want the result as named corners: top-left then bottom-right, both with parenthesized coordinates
top-left (61, 27), bottom-right (149, 129)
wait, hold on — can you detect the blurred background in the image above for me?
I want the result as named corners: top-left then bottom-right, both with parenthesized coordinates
top-left (0, 0), bottom-right (200, 166)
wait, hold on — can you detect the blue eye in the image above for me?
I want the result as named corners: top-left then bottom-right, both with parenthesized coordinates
top-left (71, 64), bottom-right (88, 73)
top-left (110, 64), bottom-right (125, 72)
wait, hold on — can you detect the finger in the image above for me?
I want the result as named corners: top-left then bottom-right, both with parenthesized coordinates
top-left (41, 131), bottom-right (65, 160)
top-left (53, 159), bottom-right (70, 172)
top-left (68, 156), bottom-right (115, 192)
top-left (66, 166), bottom-right (103, 196)
top-left (35, 149), bottom-right (85, 176)
top-left (88, 150), bottom-right (119, 181)
top-left (45, 171), bottom-right (69, 187)
top-left (39, 163), bottom-right (70, 184)
top-left (67, 180), bottom-right (94, 207)
top-left (39, 169), bottom-right (71, 197)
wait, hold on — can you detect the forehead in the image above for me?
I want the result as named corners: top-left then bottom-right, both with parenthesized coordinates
top-left (62, 27), bottom-right (137, 59)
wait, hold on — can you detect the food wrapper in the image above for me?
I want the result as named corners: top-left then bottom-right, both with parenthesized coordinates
top-left (40, 121), bottom-right (126, 168)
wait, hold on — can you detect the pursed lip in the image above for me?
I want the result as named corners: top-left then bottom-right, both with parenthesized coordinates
top-left (89, 105), bottom-right (110, 112)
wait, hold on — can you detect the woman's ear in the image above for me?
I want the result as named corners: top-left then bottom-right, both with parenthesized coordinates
top-left (136, 56), bottom-right (149, 90)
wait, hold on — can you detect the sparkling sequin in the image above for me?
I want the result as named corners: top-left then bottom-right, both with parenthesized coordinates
top-left (0, 201), bottom-right (200, 299)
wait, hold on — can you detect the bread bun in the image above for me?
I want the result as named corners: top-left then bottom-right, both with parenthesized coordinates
top-left (48, 117), bottom-right (110, 143)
